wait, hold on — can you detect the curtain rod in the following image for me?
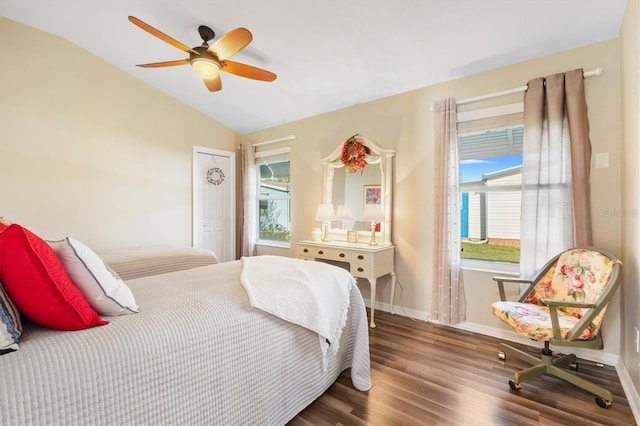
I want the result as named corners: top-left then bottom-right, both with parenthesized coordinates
top-left (456, 67), bottom-right (603, 106)
top-left (251, 134), bottom-right (296, 147)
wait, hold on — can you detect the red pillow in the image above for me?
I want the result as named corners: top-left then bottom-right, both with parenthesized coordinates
top-left (0, 224), bottom-right (108, 330)
top-left (0, 222), bottom-right (7, 234)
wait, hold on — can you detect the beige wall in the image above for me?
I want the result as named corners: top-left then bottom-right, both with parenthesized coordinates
top-left (2, 10), bottom-right (635, 397)
top-left (244, 39), bottom-right (624, 354)
top-left (621, 0), bottom-right (640, 400)
top-left (0, 18), bottom-right (239, 251)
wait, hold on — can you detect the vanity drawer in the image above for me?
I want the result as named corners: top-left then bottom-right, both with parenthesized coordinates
top-left (296, 245), bottom-right (313, 258)
top-left (350, 251), bottom-right (373, 265)
top-left (297, 245), bottom-right (351, 262)
top-left (350, 263), bottom-right (371, 277)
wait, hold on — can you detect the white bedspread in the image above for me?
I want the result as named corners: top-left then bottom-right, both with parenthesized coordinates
top-left (0, 259), bottom-right (371, 425)
top-left (241, 255), bottom-right (355, 364)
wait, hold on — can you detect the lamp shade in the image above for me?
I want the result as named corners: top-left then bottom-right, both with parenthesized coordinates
top-left (315, 204), bottom-right (336, 221)
top-left (335, 205), bottom-right (353, 221)
top-left (363, 204), bottom-right (384, 223)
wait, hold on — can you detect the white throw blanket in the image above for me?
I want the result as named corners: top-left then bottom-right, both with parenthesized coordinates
top-left (240, 255), bottom-right (355, 367)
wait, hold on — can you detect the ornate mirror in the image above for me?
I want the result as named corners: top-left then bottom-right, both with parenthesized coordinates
top-left (322, 135), bottom-right (395, 245)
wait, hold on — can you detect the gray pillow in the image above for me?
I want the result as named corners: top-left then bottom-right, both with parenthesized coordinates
top-left (0, 282), bottom-right (22, 355)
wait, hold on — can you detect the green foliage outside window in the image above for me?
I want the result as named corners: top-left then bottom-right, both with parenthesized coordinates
top-left (259, 199), bottom-right (290, 242)
top-left (461, 242), bottom-right (520, 263)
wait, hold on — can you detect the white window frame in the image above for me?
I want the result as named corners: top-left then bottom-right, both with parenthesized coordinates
top-left (458, 103), bottom-right (523, 274)
top-left (255, 147), bottom-right (291, 248)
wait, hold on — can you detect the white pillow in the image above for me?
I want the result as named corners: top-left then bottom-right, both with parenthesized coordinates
top-left (50, 238), bottom-right (139, 316)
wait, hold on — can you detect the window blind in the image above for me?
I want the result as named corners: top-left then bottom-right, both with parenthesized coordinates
top-left (256, 148), bottom-right (290, 180)
top-left (457, 103), bottom-right (524, 161)
top-left (254, 147), bottom-right (290, 165)
top-left (458, 127), bottom-right (523, 161)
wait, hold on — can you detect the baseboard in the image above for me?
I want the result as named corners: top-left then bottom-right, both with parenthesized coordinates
top-left (616, 359), bottom-right (640, 424)
top-left (454, 321), bottom-right (619, 365)
top-left (367, 307), bottom-right (619, 365)
top-left (367, 300), bottom-right (430, 322)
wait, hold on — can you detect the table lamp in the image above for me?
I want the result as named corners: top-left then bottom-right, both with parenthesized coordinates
top-left (335, 205), bottom-right (353, 230)
top-left (315, 204), bottom-right (336, 242)
top-left (362, 204), bottom-right (384, 246)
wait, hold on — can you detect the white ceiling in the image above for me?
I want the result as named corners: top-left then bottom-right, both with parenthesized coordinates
top-left (0, 0), bottom-right (627, 134)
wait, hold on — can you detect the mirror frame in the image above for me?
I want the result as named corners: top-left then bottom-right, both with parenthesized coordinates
top-left (322, 135), bottom-right (396, 245)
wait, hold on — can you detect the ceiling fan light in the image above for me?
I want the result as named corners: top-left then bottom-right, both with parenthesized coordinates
top-left (192, 57), bottom-right (220, 78)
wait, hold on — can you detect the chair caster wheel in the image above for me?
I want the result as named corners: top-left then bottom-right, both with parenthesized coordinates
top-left (498, 351), bottom-right (506, 361)
top-left (508, 380), bottom-right (521, 391)
top-left (595, 396), bottom-right (612, 409)
top-left (570, 362), bottom-right (579, 371)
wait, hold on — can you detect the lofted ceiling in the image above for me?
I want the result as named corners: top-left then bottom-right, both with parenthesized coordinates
top-left (0, 0), bottom-right (627, 134)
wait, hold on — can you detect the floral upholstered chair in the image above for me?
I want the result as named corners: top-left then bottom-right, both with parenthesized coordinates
top-left (491, 247), bottom-right (622, 408)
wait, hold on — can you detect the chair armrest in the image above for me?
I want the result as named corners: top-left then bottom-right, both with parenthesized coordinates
top-left (544, 299), bottom-right (597, 309)
top-left (492, 276), bottom-right (533, 284)
top-left (545, 299), bottom-right (598, 340)
top-left (492, 276), bottom-right (534, 301)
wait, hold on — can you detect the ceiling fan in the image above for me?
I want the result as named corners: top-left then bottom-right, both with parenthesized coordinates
top-left (128, 16), bottom-right (277, 92)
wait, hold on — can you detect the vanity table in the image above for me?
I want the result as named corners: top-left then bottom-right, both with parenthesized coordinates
top-left (303, 134), bottom-right (397, 328)
top-left (296, 240), bottom-right (395, 328)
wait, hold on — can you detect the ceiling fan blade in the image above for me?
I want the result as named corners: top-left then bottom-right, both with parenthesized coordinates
top-left (204, 76), bottom-right (222, 92)
top-left (221, 60), bottom-right (277, 82)
top-left (136, 59), bottom-right (190, 68)
top-left (209, 28), bottom-right (252, 60)
top-left (128, 16), bottom-right (199, 55)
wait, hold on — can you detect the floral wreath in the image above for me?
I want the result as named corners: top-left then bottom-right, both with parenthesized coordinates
top-left (206, 167), bottom-right (225, 185)
top-left (341, 134), bottom-right (370, 173)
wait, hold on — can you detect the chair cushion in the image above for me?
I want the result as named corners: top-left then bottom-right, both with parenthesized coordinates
top-left (497, 248), bottom-right (620, 341)
top-left (522, 260), bottom-right (558, 306)
top-left (523, 249), bottom-right (618, 332)
top-left (491, 301), bottom-right (595, 341)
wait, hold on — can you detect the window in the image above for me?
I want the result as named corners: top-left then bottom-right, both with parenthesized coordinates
top-left (255, 148), bottom-right (291, 246)
top-left (457, 103), bottom-right (523, 268)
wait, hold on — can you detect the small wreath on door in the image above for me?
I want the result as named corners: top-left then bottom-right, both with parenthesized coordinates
top-left (206, 167), bottom-right (225, 185)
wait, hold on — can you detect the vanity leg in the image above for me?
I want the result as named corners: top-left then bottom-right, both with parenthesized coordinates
top-left (389, 272), bottom-right (397, 315)
top-left (368, 278), bottom-right (377, 328)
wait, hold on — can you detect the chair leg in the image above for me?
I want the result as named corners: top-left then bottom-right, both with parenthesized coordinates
top-left (498, 342), bottom-right (541, 366)
top-left (553, 353), bottom-right (577, 368)
top-left (549, 365), bottom-right (613, 403)
top-left (514, 362), bottom-right (547, 384)
top-left (500, 342), bottom-right (613, 408)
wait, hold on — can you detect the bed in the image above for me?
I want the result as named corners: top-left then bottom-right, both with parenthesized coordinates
top-left (0, 246), bottom-right (371, 425)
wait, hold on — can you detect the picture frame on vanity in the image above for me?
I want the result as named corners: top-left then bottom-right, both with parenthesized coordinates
top-left (363, 185), bottom-right (381, 205)
top-left (347, 230), bottom-right (358, 243)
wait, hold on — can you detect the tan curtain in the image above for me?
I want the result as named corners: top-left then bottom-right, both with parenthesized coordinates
top-left (237, 143), bottom-right (257, 258)
top-left (565, 69), bottom-right (593, 246)
top-left (431, 98), bottom-right (465, 325)
top-left (520, 69), bottom-right (593, 277)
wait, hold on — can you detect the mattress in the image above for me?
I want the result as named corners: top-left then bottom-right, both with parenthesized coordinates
top-left (0, 260), bottom-right (371, 425)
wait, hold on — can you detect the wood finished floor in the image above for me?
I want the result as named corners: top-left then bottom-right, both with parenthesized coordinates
top-left (289, 310), bottom-right (636, 426)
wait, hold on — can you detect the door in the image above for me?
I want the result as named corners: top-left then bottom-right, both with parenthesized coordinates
top-left (461, 192), bottom-right (469, 239)
top-left (193, 146), bottom-right (236, 262)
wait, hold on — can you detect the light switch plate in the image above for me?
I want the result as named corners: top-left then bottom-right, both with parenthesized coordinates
top-left (595, 152), bottom-right (609, 169)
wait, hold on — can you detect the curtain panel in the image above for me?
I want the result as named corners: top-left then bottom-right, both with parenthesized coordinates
top-left (520, 69), bottom-right (593, 277)
top-left (431, 98), bottom-right (466, 325)
top-left (238, 143), bottom-right (257, 258)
